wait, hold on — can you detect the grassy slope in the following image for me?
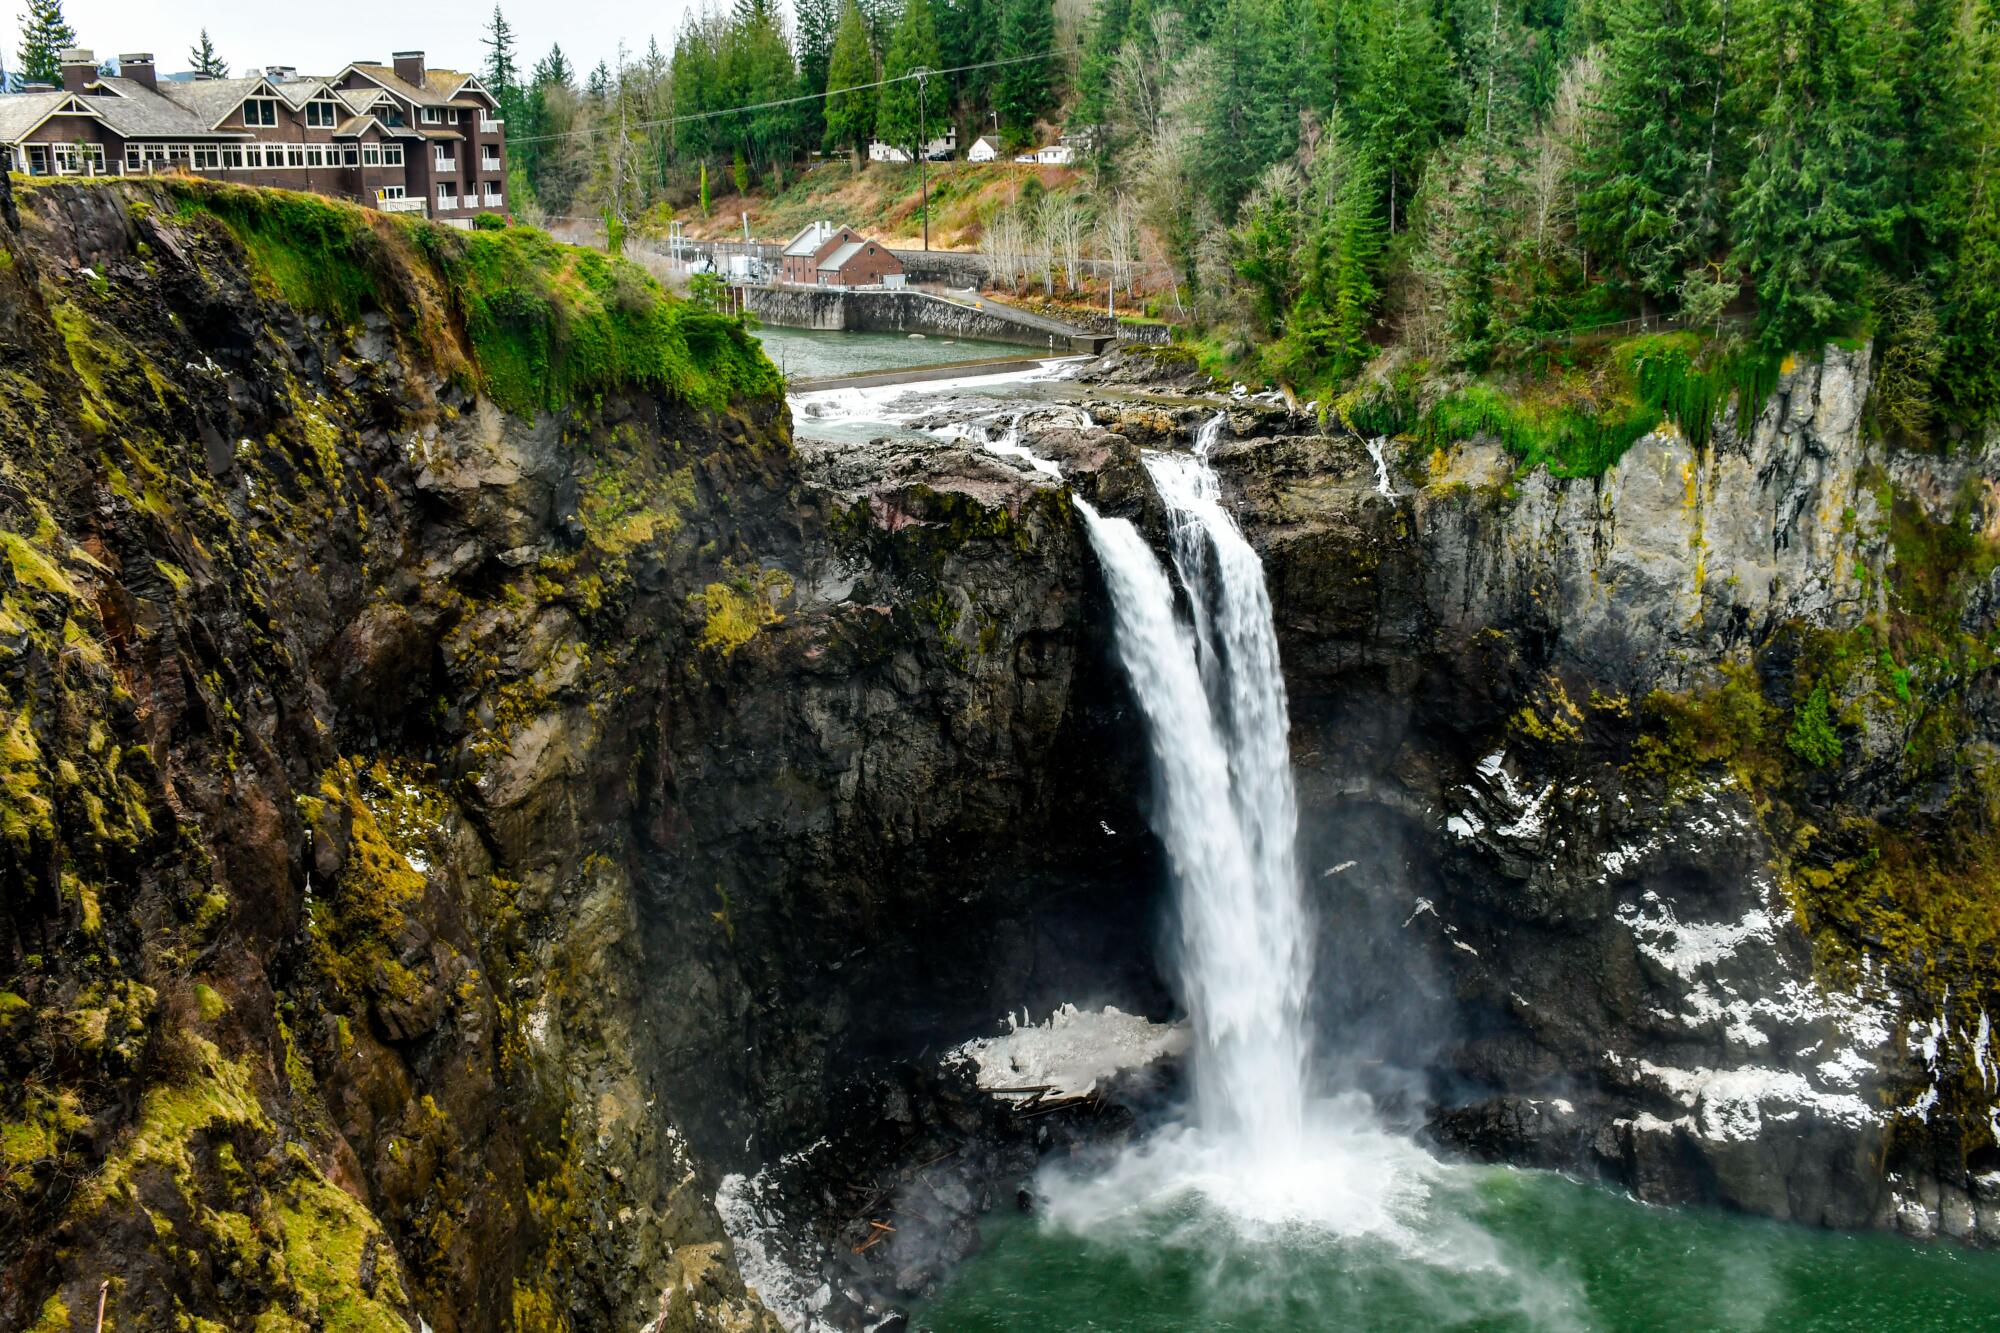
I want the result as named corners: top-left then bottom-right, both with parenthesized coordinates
top-left (672, 158), bottom-right (1080, 250)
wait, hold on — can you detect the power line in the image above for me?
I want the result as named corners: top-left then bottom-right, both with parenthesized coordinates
top-left (504, 46), bottom-right (1080, 148)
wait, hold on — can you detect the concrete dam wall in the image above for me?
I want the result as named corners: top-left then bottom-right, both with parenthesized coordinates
top-left (744, 286), bottom-right (1108, 353)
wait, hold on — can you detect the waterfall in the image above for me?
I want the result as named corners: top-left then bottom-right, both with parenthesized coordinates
top-left (1073, 411), bottom-right (1311, 1160)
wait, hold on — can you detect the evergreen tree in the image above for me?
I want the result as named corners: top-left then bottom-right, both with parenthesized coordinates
top-left (877, 0), bottom-right (942, 153)
top-left (1293, 117), bottom-right (1386, 376)
top-left (995, 0), bottom-right (1055, 134)
top-left (534, 44), bottom-right (575, 89)
top-left (1574, 0), bottom-right (1728, 302)
top-left (796, 0), bottom-right (840, 145)
top-left (188, 29), bottom-right (228, 79)
top-left (938, 0), bottom-right (999, 110)
top-left (1937, 0), bottom-right (2000, 418)
top-left (16, 0), bottom-right (75, 83)
top-left (483, 7), bottom-right (519, 92)
top-left (586, 60), bottom-right (612, 100)
top-left (824, 0), bottom-right (878, 162)
top-left (1730, 0), bottom-right (1900, 349)
top-left (1349, 0), bottom-right (1452, 231)
top-left (1074, 0), bottom-right (1135, 135)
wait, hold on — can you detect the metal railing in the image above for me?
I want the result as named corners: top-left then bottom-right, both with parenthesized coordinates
top-left (375, 197), bottom-right (426, 215)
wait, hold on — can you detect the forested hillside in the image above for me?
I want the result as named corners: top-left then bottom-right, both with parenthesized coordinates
top-left (487, 0), bottom-right (2000, 435)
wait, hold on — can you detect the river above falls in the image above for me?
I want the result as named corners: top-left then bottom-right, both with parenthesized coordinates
top-left (753, 326), bottom-right (1031, 382)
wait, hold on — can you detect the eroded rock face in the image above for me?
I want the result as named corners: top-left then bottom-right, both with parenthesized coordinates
top-left (1132, 346), bottom-right (2000, 1243)
top-left (0, 181), bottom-right (1164, 1332)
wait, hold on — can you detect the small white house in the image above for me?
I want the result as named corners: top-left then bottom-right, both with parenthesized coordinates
top-left (968, 134), bottom-right (1002, 163)
top-left (1034, 142), bottom-right (1076, 166)
top-left (867, 127), bottom-right (957, 163)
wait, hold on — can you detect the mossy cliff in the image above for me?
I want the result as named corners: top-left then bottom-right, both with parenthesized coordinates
top-left (0, 175), bottom-right (1140, 1330)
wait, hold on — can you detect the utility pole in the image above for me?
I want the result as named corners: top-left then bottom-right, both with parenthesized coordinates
top-left (914, 67), bottom-right (932, 251)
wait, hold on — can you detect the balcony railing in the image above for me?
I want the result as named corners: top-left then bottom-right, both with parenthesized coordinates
top-left (481, 154), bottom-right (502, 172)
top-left (375, 196), bottom-right (427, 215)
top-left (479, 116), bottom-right (503, 133)
top-left (433, 153), bottom-right (456, 173)
top-left (483, 191), bottom-right (504, 207)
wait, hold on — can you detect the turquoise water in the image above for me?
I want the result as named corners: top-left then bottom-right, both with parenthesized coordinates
top-left (915, 1162), bottom-right (2000, 1331)
top-left (752, 326), bottom-right (1027, 381)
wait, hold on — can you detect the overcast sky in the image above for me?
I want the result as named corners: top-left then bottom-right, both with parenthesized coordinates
top-left (33, 1), bottom-right (692, 84)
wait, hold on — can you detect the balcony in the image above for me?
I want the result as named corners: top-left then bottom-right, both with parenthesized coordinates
top-left (483, 190), bottom-right (504, 208)
top-left (374, 197), bottom-right (427, 215)
top-left (479, 116), bottom-right (503, 133)
top-left (433, 152), bottom-right (456, 174)
top-left (480, 153), bottom-right (502, 173)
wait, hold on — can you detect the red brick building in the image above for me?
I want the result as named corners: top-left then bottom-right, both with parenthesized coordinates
top-left (777, 222), bottom-right (903, 288)
top-left (0, 48), bottom-right (506, 228)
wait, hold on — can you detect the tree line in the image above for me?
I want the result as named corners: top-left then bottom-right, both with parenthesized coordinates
top-left (482, 0), bottom-right (1063, 225)
top-left (1070, 0), bottom-right (2000, 426)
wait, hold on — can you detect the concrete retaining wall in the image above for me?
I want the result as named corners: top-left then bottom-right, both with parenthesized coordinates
top-left (745, 286), bottom-right (1107, 352)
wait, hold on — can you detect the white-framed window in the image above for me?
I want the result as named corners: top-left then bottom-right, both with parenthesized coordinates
top-left (436, 182), bottom-right (456, 208)
top-left (383, 144), bottom-right (404, 166)
top-left (242, 99), bottom-right (278, 127)
top-left (143, 143), bottom-right (168, 163)
top-left (304, 145), bottom-right (324, 167)
top-left (172, 144), bottom-right (192, 161)
top-left (124, 144), bottom-right (142, 170)
top-left (285, 145), bottom-right (305, 168)
top-left (362, 143), bottom-right (381, 166)
top-left (224, 146), bottom-right (245, 169)
top-left (193, 145), bottom-right (221, 169)
top-left (240, 144), bottom-right (262, 168)
top-left (342, 145), bottom-right (359, 166)
top-left (305, 100), bottom-right (340, 128)
top-left (381, 184), bottom-right (405, 199)
top-left (420, 106), bottom-right (440, 124)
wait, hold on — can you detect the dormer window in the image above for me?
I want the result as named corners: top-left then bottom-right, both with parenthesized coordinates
top-left (305, 100), bottom-right (341, 127)
top-left (420, 106), bottom-right (440, 124)
top-left (243, 98), bottom-right (278, 127)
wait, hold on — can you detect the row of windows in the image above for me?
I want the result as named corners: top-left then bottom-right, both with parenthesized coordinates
top-left (433, 183), bottom-right (505, 206)
top-left (120, 141), bottom-right (407, 171)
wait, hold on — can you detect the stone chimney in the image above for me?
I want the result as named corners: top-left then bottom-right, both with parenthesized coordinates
top-left (392, 51), bottom-right (425, 86)
top-left (119, 53), bottom-right (156, 92)
top-left (58, 48), bottom-right (96, 93)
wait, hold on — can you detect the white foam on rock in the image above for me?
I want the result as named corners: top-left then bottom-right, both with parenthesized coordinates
top-left (951, 1004), bottom-right (1190, 1098)
top-left (714, 1162), bottom-right (837, 1333)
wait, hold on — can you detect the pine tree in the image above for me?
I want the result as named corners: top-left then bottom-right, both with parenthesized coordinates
top-left (534, 44), bottom-right (575, 90)
top-left (17, 0), bottom-right (75, 83)
top-left (586, 60), bottom-right (612, 101)
top-left (1348, 0), bottom-right (1452, 231)
top-left (483, 7), bottom-right (519, 91)
top-left (1730, 0), bottom-right (1901, 349)
top-left (795, 0), bottom-right (840, 145)
top-left (1573, 0), bottom-right (1728, 302)
top-left (877, 0), bottom-right (941, 154)
top-left (189, 28), bottom-right (229, 79)
top-left (995, 0), bottom-right (1055, 134)
top-left (1937, 0), bottom-right (2000, 418)
top-left (824, 0), bottom-right (878, 162)
top-left (1298, 118), bottom-right (1386, 376)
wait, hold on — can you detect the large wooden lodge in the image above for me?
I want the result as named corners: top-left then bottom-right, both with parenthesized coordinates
top-left (0, 48), bottom-right (507, 227)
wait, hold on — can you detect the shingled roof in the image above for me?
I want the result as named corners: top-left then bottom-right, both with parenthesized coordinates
top-left (88, 78), bottom-right (236, 137)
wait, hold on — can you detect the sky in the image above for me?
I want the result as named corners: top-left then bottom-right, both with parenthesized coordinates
top-left (25, 0), bottom-right (693, 84)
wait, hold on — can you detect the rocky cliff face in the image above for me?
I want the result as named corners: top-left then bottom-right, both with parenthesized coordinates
top-left (5, 167), bottom-right (1997, 1333)
top-left (1122, 346), bottom-right (2000, 1243)
top-left (0, 177), bottom-right (1160, 1332)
